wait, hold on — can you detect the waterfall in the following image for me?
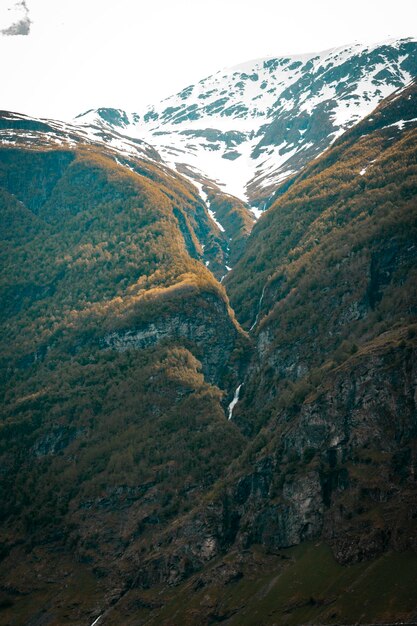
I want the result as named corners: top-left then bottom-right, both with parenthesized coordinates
top-left (250, 284), bottom-right (267, 331)
top-left (228, 383), bottom-right (243, 420)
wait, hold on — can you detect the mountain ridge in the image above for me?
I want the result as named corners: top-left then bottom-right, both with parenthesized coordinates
top-left (75, 37), bottom-right (417, 207)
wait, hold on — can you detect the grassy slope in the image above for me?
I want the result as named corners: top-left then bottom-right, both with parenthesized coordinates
top-left (151, 544), bottom-right (417, 626)
top-left (54, 542), bottom-right (416, 626)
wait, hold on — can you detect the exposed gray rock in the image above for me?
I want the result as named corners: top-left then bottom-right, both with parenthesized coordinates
top-left (130, 332), bottom-right (417, 585)
top-left (101, 293), bottom-right (245, 387)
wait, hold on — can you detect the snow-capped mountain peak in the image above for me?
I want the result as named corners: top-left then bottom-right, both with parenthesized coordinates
top-left (75, 37), bottom-right (417, 206)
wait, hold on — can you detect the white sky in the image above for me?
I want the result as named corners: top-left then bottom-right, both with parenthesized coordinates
top-left (1, 0), bottom-right (417, 121)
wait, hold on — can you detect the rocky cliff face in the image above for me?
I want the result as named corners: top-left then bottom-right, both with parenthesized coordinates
top-left (126, 329), bottom-right (416, 584)
top-left (101, 290), bottom-right (246, 388)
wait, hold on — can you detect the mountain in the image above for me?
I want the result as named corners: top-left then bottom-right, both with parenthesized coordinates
top-left (0, 53), bottom-right (417, 626)
top-left (106, 78), bottom-right (417, 625)
top-left (88, 77), bottom-right (415, 626)
top-left (76, 38), bottom-right (417, 208)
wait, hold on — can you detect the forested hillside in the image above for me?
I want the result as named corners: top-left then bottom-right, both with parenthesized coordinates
top-left (0, 124), bottom-right (250, 623)
top-left (0, 80), bottom-right (416, 625)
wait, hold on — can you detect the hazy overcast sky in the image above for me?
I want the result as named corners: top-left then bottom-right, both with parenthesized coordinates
top-left (1, 0), bottom-right (417, 120)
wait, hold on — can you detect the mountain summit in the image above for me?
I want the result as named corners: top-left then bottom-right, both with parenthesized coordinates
top-left (76, 38), bottom-right (417, 206)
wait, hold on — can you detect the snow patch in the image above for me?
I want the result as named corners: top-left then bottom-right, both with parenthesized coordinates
top-left (250, 206), bottom-right (263, 220)
top-left (208, 208), bottom-right (225, 232)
